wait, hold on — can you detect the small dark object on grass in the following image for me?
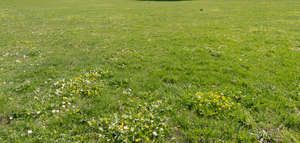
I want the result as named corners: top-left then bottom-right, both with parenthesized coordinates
top-left (200, 9), bottom-right (204, 11)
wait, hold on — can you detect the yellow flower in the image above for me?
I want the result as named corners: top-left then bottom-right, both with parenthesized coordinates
top-left (104, 118), bottom-right (108, 124)
top-left (135, 138), bottom-right (141, 142)
top-left (146, 137), bottom-right (150, 141)
top-left (120, 124), bottom-right (124, 130)
top-left (199, 104), bottom-right (202, 107)
top-left (63, 97), bottom-right (67, 100)
top-left (218, 107), bottom-right (222, 110)
top-left (145, 124), bottom-right (149, 128)
top-left (88, 91), bottom-right (91, 95)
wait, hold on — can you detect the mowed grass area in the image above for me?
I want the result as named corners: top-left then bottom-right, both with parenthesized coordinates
top-left (0, 0), bottom-right (300, 142)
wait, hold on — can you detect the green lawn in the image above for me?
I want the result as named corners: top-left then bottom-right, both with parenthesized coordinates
top-left (0, 0), bottom-right (299, 142)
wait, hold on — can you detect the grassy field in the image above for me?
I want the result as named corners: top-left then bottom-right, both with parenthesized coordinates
top-left (0, 0), bottom-right (300, 142)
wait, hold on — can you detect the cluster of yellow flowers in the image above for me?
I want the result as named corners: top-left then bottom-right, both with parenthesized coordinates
top-left (196, 91), bottom-right (235, 111)
top-left (187, 91), bottom-right (238, 116)
top-left (53, 71), bottom-right (103, 97)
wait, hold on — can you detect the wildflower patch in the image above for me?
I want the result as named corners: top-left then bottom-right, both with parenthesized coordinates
top-left (49, 71), bottom-right (170, 142)
top-left (88, 100), bottom-right (169, 142)
top-left (184, 91), bottom-right (241, 117)
top-left (52, 71), bottom-right (104, 97)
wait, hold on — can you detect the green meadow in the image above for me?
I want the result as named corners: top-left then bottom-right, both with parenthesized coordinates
top-left (0, 0), bottom-right (299, 142)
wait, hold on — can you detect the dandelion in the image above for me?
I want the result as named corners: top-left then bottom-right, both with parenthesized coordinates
top-left (120, 124), bottom-right (124, 131)
top-left (135, 138), bottom-right (141, 142)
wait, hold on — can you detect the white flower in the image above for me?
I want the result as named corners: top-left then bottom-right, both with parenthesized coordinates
top-left (3, 53), bottom-right (9, 56)
top-left (130, 127), bottom-right (134, 132)
top-left (62, 105), bottom-right (66, 108)
top-left (51, 110), bottom-right (60, 113)
top-left (36, 111), bottom-right (41, 114)
top-left (124, 126), bottom-right (128, 130)
top-left (153, 131), bottom-right (158, 136)
top-left (28, 130), bottom-right (33, 134)
top-left (9, 116), bottom-right (13, 120)
top-left (55, 89), bottom-right (62, 95)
